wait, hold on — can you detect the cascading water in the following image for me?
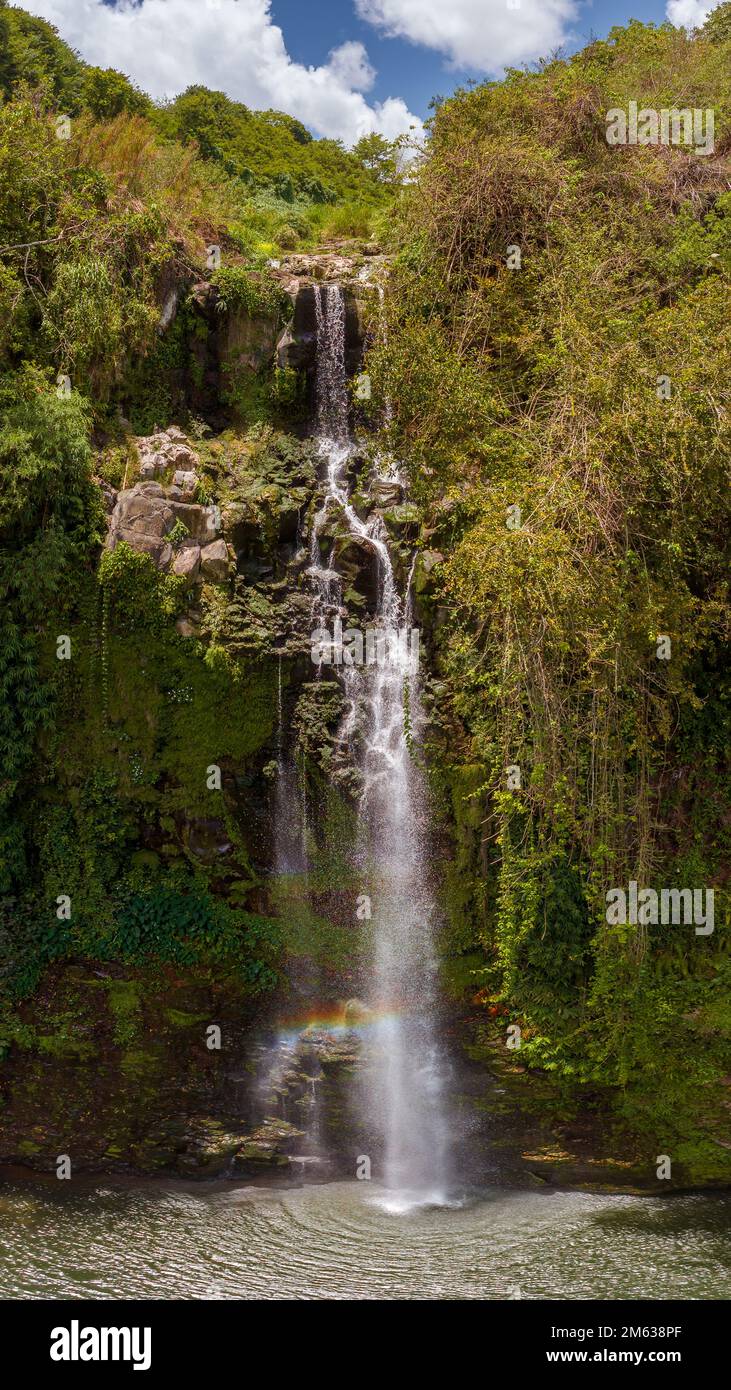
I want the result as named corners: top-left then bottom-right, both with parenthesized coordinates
top-left (308, 283), bottom-right (451, 1209)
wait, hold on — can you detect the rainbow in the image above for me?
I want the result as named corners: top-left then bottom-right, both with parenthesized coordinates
top-left (274, 1001), bottom-right (407, 1042)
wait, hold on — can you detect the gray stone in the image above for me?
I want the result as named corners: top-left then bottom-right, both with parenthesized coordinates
top-left (369, 479), bottom-right (403, 508)
top-left (106, 483), bottom-right (177, 570)
top-left (172, 468), bottom-right (198, 501)
top-left (172, 544), bottom-right (201, 580)
top-left (199, 538), bottom-right (230, 582)
top-left (166, 443), bottom-right (197, 469)
top-left (170, 502), bottom-right (218, 545)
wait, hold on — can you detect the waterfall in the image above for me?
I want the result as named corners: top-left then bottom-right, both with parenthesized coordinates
top-left (308, 283), bottom-right (451, 1208)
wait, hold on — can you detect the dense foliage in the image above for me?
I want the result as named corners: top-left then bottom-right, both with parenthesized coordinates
top-left (1, 0), bottom-right (729, 1179)
top-left (368, 12), bottom-right (731, 1172)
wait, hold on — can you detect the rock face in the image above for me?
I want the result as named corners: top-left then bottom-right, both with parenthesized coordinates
top-left (200, 538), bottom-right (230, 582)
top-left (106, 484), bottom-right (222, 575)
top-left (171, 544), bottom-right (201, 580)
top-left (105, 429), bottom-right (224, 579)
top-left (218, 305), bottom-right (280, 382)
top-left (369, 479), bottom-right (403, 509)
top-left (277, 283), bottom-right (365, 380)
top-left (332, 534), bottom-right (381, 612)
top-left (136, 427), bottom-right (198, 479)
top-left (106, 483), bottom-right (176, 571)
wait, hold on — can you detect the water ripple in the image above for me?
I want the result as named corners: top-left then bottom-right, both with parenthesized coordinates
top-left (0, 1181), bottom-right (729, 1301)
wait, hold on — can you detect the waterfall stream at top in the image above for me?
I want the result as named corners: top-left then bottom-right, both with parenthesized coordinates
top-left (303, 283), bottom-right (452, 1210)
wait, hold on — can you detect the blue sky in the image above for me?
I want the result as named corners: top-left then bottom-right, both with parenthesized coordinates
top-left (20, 1), bottom-right (713, 143)
top-left (270, 0), bottom-right (670, 119)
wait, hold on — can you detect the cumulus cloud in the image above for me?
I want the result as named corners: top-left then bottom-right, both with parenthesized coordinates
top-left (17, 0), bottom-right (423, 145)
top-left (327, 40), bottom-right (377, 93)
top-left (355, 0), bottom-right (579, 74)
top-left (666, 0), bottom-right (712, 27)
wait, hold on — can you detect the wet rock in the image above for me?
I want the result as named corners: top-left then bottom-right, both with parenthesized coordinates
top-left (185, 819), bottom-right (233, 861)
top-left (276, 281), bottom-right (366, 380)
top-left (332, 534), bottom-right (380, 611)
top-left (175, 1118), bottom-right (250, 1176)
top-left (232, 1118), bottom-right (305, 1173)
top-left (382, 501), bottom-right (420, 537)
top-left (369, 479), bottom-right (403, 509)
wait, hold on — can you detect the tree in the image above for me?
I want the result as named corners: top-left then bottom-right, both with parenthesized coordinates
top-left (352, 132), bottom-right (401, 185)
top-left (702, 2), bottom-right (731, 43)
top-left (80, 67), bottom-right (152, 121)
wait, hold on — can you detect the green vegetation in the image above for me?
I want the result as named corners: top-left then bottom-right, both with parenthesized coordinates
top-left (0, 0), bottom-right (397, 259)
top-left (1, 0), bottom-right (729, 1184)
top-left (368, 12), bottom-right (731, 1177)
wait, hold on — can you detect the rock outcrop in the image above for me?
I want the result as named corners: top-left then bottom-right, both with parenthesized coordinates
top-left (104, 428), bottom-right (230, 583)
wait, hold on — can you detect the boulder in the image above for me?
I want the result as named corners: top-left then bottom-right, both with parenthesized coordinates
top-left (232, 1118), bottom-right (305, 1173)
top-left (421, 549), bottom-right (444, 573)
top-left (200, 538), bottom-right (230, 582)
top-left (166, 443), bottom-right (197, 469)
top-left (134, 428), bottom-right (198, 480)
top-left (278, 252), bottom-right (356, 282)
top-left (369, 478), bottom-right (403, 509)
top-left (172, 469), bottom-right (198, 501)
top-left (169, 502), bottom-right (218, 545)
top-left (172, 544), bottom-right (201, 580)
top-left (106, 483), bottom-right (176, 570)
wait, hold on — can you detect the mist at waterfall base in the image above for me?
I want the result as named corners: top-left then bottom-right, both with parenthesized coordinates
top-left (266, 283), bottom-right (454, 1211)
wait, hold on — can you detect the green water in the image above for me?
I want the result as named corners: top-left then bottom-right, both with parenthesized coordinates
top-left (0, 1180), bottom-right (729, 1300)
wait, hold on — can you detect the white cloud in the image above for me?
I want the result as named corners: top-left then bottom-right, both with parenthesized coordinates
top-left (666, 0), bottom-right (712, 27)
top-left (327, 40), bottom-right (376, 93)
top-left (355, 0), bottom-right (579, 74)
top-left (17, 0), bottom-right (423, 145)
